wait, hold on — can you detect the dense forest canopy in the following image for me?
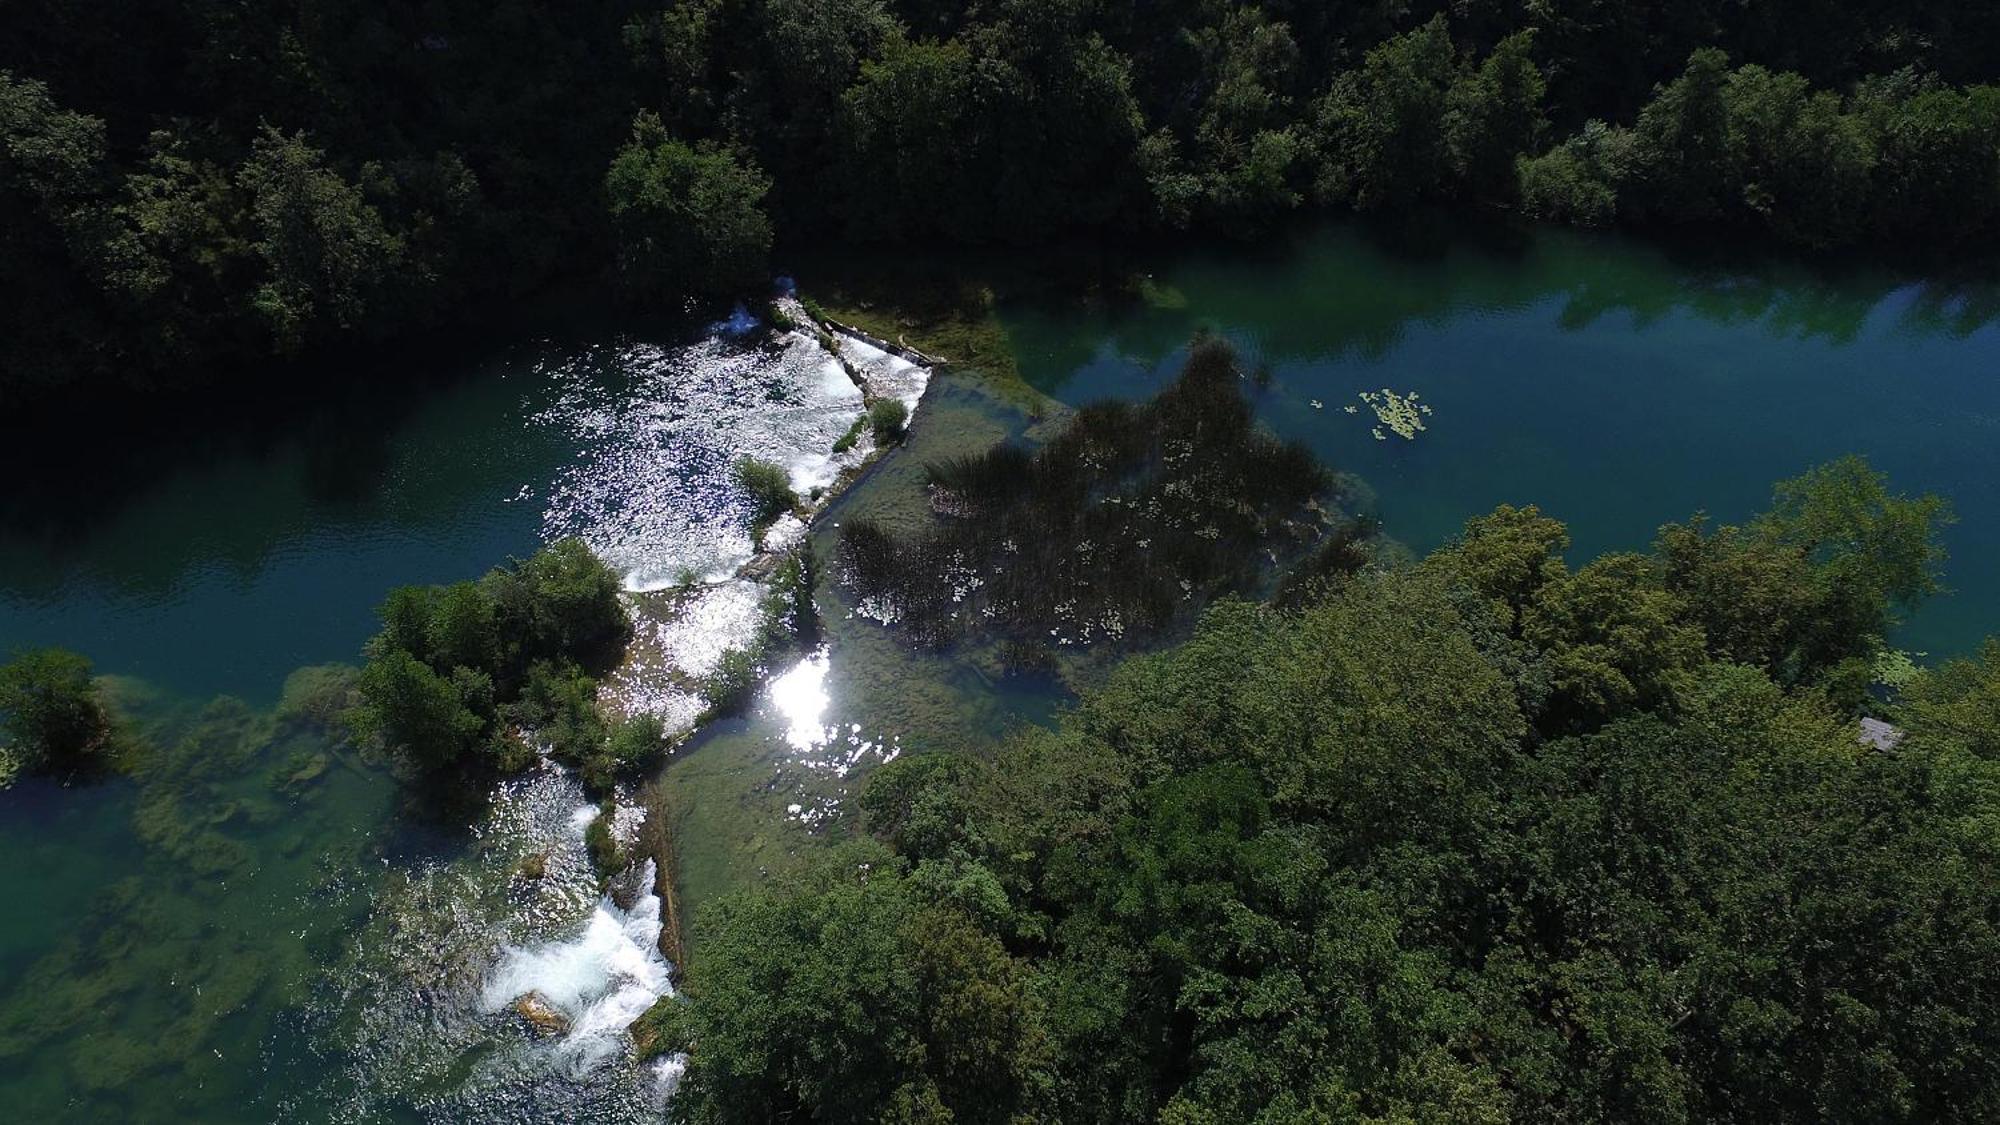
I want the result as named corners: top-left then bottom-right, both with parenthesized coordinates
top-left (10, 1), bottom-right (2000, 405)
top-left (643, 460), bottom-right (2000, 1124)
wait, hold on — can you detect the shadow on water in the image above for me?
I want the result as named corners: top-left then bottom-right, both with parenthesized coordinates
top-left (0, 292), bottom-right (735, 558)
top-left (989, 216), bottom-right (2000, 395)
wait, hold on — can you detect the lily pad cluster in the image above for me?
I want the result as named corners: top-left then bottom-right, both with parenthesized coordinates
top-left (1356, 388), bottom-right (1432, 440)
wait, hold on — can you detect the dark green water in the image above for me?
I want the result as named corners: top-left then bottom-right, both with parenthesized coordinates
top-left (4, 223), bottom-right (2000, 1120)
top-left (1001, 223), bottom-right (2000, 657)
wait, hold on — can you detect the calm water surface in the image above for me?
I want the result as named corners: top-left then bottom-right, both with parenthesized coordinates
top-left (1002, 223), bottom-right (2000, 655)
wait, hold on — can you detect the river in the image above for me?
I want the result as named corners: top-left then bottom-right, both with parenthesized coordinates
top-left (4, 221), bottom-right (2000, 1120)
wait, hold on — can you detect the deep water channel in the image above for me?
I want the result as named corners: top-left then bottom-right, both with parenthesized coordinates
top-left (6, 221), bottom-right (2000, 1120)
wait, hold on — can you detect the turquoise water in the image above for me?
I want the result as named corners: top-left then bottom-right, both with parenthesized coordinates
top-left (5, 224), bottom-right (2000, 1120)
top-left (999, 224), bottom-right (2000, 656)
top-left (0, 325), bottom-right (886, 1122)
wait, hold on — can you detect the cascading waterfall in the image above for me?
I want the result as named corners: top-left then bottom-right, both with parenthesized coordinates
top-left (296, 767), bottom-right (682, 1123)
top-left (297, 309), bottom-right (927, 1121)
top-left (479, 855), bottom-right (673, 1077)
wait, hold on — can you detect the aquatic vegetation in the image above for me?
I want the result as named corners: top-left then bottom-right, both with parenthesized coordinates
top-left (0, 647), bottom-right (125, 778)
top-left (734, 456), bottom-right (798, 542)
top-left (831, 414), bottom-right (869, 454)
top-left (0, 674), bottom-right (398, 1122)
top-left (276, 664), bottom-right (360, 728)
top-left (1872, 645), bottom-right (1927, 688)
top-left (1357, 388), bottom-right (1429, 439)
top-left (838, 337), bottom-right (1359, 652)
top-left (869, 398), bottom-right (910, 445)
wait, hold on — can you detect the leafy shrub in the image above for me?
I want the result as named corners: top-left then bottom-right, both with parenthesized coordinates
top-left (868, 398), bottom-right (909, 445)
top-left (352, 541), bottom-right (631, 784)
top-left (0, 647), bottom-right (117, 776)
top-left (584, 799), bottom-right (624, 878)
top-left (702, 649), bottom-right (761, 719)
top-left (832, 414), bottom-right (868, 454)
top-left (607, 713), bottom-right (669, 769)
top-left (735, 456), bottom-right (797, 535)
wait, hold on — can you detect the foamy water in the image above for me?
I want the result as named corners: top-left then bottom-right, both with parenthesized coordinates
top-left (480, 851), bottom-right (673, 1076)
top-left (295, 766), bottom-right (681, 1123)
top-left (536, 332), bottom-right (870, 591)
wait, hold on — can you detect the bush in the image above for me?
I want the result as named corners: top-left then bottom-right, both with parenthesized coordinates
top-left (831, 414), bottom-right (868, 455)
top-left (351, 651), bottom-right (492, 774)
top-left (735, 456), bottom-right (797, 535)
top-left (0, 647), bottom-right (116, 776)
top-left (584, 799), bottom-right (624, 878)
top-left (607, 713), bottom-right (669, 769)
top-left (868, 398), bottom-right (909, 446)
top-left (703, 649), bottom-right (762, 719)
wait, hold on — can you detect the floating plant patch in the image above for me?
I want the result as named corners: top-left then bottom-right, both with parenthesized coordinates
top-left (1357, 388), bottom-right (1430, 440)
top-left (837, 337), bottom-right (1370, 654)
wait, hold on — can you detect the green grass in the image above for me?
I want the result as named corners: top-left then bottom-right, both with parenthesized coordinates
top-left (831, 414), bottom-right (868, 454)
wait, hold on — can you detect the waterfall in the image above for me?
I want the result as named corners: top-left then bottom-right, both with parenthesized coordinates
top-left (480, 853), bottom-right (674, 1077)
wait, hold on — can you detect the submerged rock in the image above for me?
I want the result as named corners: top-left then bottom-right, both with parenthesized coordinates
top-left (512, 991), bottom-right (571, 1037)
top-left (284, 752), bottom-right (329, 787)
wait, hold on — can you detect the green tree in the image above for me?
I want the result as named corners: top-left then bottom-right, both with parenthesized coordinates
top-left (102, 131), bottom-right (250, 367)
top-left (1523, 552), bottom-right (1706, 730)
top-left (837, 37), bottom-right (983, 240)
top-left (665, 844), bottom-right (1036, 1124)
top-left (1312, 15), bottom-right (1458, 208)
top-left (1723, 66), bottom-right (1878, 247)
top-left (1622, 48), bottom-right (1735, 224)
top-left (0, 647), bottom-right (115, 775)
top-left (1517, 119), bottom-right (1625, 226)
top-left (0, 71), bottom-right (116, 395)
top-left (1862, 83), bottom-right (2000, 243)
top-left (606, 112), bottom-right (773, 301)
top-left (351, 649), bottom-right (492, 774)
top-left (237, 126), bottom-right (403, 351)
top-left (489, 536), bottom-right (630, 669)
top-left (1177, 8), bottom-right (1307, 224)
top-left (1753, 455), bottom-right (1952, 644)
top-left (963, 0), bottom-right (1149, 237)
top-left (1446, 30), bottom-right (1547, 204)
top-left (668, 462), bottom-right (1997, 1123)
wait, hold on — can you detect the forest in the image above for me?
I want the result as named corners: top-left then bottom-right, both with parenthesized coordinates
top-left (643, 458), bottom-right (2000, 1124)
top-left (11, 1), bottom-right (2000, 406)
